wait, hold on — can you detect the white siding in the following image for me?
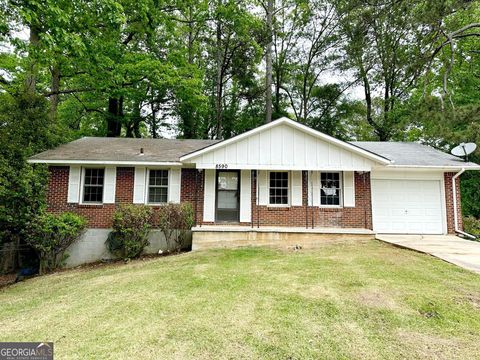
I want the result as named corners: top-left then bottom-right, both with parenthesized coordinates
top-left (168, 168), bottom-right (181, 203)
top-left (67, 166), bottom-right (81, 203)
top-left (291, 171), bottom-right (303, 206)
top-left (103, 166), bottom-right (116, 204)
top-left (133, 167), bottom-right (146, 204)
top-left (240, 170), bottom-right (251, 222)
top-left (343, 171), bottom-right (355, 207)
top-left (258, 170), bottom-right (268, 205)
top-left (203, 169), bottom-right (216, 222)
top-left (189, 123), bottom-right (375, 170)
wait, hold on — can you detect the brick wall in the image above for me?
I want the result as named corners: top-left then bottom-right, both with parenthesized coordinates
top-left (47, 166), bottom-right (135, 228)
top-left (248, 171), bottom-right (372, 229)
top-left (47, 166), bottom-right (456, 232)
top-left (180, 168), bottom-right (205, 225)
top-left (186, 170), bottom-right (373, 229)
top-left (444, 172), bottom-right (463, 233)
top-left (47, 166), bottom-right (207, 228)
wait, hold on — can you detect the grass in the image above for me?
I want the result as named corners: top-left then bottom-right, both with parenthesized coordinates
top-left (1, 240), bottom-right (480, 359)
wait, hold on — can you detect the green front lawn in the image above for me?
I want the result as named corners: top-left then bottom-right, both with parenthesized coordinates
top-left (1, 241), bottom-right (480, 359)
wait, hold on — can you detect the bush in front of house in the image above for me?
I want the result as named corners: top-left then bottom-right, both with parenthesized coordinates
top-left (106, 205), bottom-right (153, 259)
top-left (25, 212), bottom-right (87, 274)
top-left (463, 216), bottom-right (480, 238)
top-left (157, 203), bottom-right (194, 251)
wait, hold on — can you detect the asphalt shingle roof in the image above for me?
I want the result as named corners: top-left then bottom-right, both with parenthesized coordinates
top-left (29, 136), bottom-right (478, 168)
top-left (352, 141), bottom-right (479, 168)
top-left (29, 137), bottom-right (220, 163)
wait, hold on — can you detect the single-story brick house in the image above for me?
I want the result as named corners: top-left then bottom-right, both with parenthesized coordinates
top-left (29, 117), bottom-right (479, 265)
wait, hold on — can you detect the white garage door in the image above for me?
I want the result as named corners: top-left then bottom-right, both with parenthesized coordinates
top-left (371, 179), bottom-right (444, 234)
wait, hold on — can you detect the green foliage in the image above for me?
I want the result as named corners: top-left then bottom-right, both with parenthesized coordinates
top-left (25, 212), bottom-right (87, 274)
top-left (463, 216), bottom-right (480, 237)
top-left (0, 91), bottom-right (61, 250)
top-left (156, 203), bottom-right (194, 251)
top-left (107, 205), bottom-right (153, 259)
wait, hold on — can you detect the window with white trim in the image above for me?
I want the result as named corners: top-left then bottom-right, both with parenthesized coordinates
top-left (320, 172), bottom-right (342, 206)
top-left (269, 171), bottom-right (289, 205)
top-left (148, 169), bottom-right (169, 204)
top-left (82, 168), bottom-right (105, 203)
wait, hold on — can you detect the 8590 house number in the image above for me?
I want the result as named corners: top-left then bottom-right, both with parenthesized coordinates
top-left (215, 164), bottom-right (228, 169)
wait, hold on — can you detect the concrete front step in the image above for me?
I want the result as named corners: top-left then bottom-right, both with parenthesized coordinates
top-left (192, 230), bottom-right (374, 251)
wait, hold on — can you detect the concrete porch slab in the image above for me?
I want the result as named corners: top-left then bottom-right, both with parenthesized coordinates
top-left (376, 234), bottom-right (480, 274)
top-left (193, 225), bottom-right (374, 234)
top-left (192, 226), bottom-right (374, 251)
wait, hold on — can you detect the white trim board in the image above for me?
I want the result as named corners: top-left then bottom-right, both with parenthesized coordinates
top-left (28, 159), bottom-right (183, 166)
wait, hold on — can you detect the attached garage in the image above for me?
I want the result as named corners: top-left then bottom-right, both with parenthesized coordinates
top-left (371, 177), bottom-right (445, 235)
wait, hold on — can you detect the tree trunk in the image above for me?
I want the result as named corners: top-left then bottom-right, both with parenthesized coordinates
top-left (107, 97), bottom-right (123, 137)
top-left (25, 25), bottom-right (40, 93)
top-left (274, 65), bottom-right (281, 115)
top-left (150, 101), bottom-right (158, 138)
top-left (49, 65), bottom-right (61, 120)
top-left (265, 0), bottom-right (274, 123)
top-left (215, 3), bottom-right (223, 139)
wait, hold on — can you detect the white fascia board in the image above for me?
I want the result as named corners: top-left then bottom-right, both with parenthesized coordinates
top-left (384, 164), bottom-right (480, 171)
top-left (193, 164), bottom-right (372, 171)
top-left (28, 159), bottom-right (184, 167)
top-left (180, 117), bottom-right (391, 165)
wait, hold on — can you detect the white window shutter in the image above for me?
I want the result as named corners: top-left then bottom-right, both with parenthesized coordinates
top-left (103, 166), bottom-right (117, 204)
top-left (240, 170), bottom-right (251, 222)
top-left (168, 168), bottom-right (181, 203)
top-left (203, 169), bottom-right (215, 222)
top-left (133, 167), bottom-right (146, 204)
top-left (67, 166), bottom-right (81, 203)
top-left (312, 171), bottom-right (320, 206)
top-left (291, 171), bottom-right (302, 206)
top-left (343, 171), bottom-right (355, 207)
top-left (258, 170), bottom-right (268, 205)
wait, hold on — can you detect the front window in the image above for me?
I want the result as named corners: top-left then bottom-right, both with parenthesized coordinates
top-left (148, 169), bottom-right (169, 204)
top-left (83, 168), bottom-right (104, 203)
top-left (320, 172), bottom-right (341, 206)
top-left (269, 171), bottom-right (289, 205)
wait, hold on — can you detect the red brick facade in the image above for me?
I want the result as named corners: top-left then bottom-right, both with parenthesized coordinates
top-left (246, 171), bottom-right (372, 229)
top-left (47, 166), bottom-right (461, 233)
top-left (47, 166), bottom-right (135, 228)
top-left (444, 172), bottom-right (463, 233)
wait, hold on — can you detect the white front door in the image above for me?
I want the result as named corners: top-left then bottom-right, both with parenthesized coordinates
top-left (371, 179), bottom-right (444, 234)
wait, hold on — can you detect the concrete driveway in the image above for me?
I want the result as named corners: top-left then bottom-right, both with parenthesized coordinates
top-left (376, 234), bottom-right (480, 274)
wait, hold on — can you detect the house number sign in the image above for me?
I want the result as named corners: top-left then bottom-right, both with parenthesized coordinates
top-left (215, 164), bottom-right (228, 169)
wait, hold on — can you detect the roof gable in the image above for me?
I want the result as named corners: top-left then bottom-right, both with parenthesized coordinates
top-left (181, 117), bottom-right (390, 170)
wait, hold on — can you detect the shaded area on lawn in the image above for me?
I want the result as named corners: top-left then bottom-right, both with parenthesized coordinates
top-left (1, 240), bottom-right (480, 359)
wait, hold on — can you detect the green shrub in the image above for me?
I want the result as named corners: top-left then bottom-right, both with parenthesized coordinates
top-left (463, 216), bottom-right (480, 237)
top-left (25, 212), bottom-right (87, 274)
top-left (107, 205), bottom-right (153, 259)
top-left (157, 203), bottom-right (194, 251)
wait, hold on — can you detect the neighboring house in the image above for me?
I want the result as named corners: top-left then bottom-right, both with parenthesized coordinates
top-left (29, 117), bottom-right (480, 265)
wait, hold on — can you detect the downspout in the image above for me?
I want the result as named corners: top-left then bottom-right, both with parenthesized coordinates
top-left (452, 168), bottom-right (476, 239)
top-left (305, 171), bottom-right (308, 229)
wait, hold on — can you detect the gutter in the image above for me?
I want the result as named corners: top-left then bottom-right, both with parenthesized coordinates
top-left (452, 168), bottom-right (476, 239)
top-left (27, 159), bottom-right (183, 166)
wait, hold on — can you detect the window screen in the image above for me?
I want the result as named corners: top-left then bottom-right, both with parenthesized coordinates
top-left (269, 172), bottom-right (289, 205)
top-left (320, 172), bottom-right (341, 206)
top-left (148, 169), bottom-right (169, 204)
top-left (83, 168), bottom-right (105, 203)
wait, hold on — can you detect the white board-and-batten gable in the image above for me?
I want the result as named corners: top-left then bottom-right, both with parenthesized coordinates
top-left (180, 117), bottom-right (390, 171)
